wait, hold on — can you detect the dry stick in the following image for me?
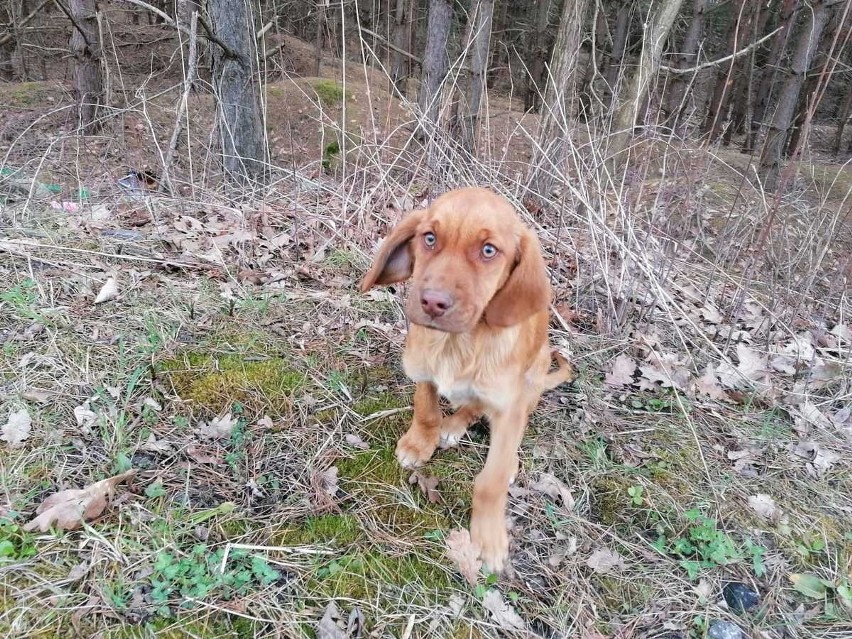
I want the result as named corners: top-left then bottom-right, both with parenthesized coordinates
top-left (161, 10), bottom-right (199, 194)
top-left (359, 26), bottom-right (422, 64)
top-left (659, 27), bottom-right (782, 75)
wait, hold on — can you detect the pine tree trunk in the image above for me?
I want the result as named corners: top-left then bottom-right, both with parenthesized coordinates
top-left (833, 86), bottom-right (852, 155)
top-left (390, 0), bottom-right (409, 91)
top-left (759, 0), bottom-right (830, 190)
top-left (786, 7), bottom-right (840, 156)
top-left (578, 4), bottom-right (608, 119)
top-left (746, 0), bottom-right (800, 153)
top-left (417, 0), bottom-right (454, 133)
top-left (602, 1), bottom-right (630, 107)
top-left (611, 0), bottom-right (685, 157)
top-left (314, 0), bottom-right (326, 77)
top-left (209, 0), bottom-right (268, 185)
top-left (458, 0), bottom-right (494, 150)
top-left (69, 0), bottom-right (103, 133)
top-left (703, 0), bottom-right (750, 142)
top-left (527, 0), bottom-right (590, 194)
top-left (486, 0), bottom-right (508, 89)
top-left (665, 0), bottom-right (709, 122)
top-left (524, 0), bottom-right (551, 112)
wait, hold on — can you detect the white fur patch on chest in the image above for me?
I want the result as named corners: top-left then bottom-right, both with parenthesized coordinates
top-left (403, 326), bottom-right (521, 410)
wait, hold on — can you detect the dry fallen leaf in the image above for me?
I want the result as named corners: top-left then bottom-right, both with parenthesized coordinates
top-left (73, 403), bottom-right (98, 430)
top-left (718, 344), bottom-right (770, 389)
top-left (198, 412), bottom-right (238, 439)
top-left (445, 528), bottom-right (482, 585)
top-left (24, 469), bottom-right (136, 532)
top-left (530, 472), bottom-right (575, 510)
top-left (605, 354), bottom-right (637, 387)
top-left (585, 547), bottom-right (625, 574)
top-left (321, 466), bottom-right (339, 497)
top-left (693, 365), bottom-right (728, 401)
top-left (1, 407), bottom-right (32, 448)
top-left (481, 589), bottom-right (527, 631)
top-left (185, 445), bottom-right (223, 465)
top-left (93, 277), bottom-right (119, 304)
top-left (344, 433), bottom-right (370, 450)
top-left (748, 493), bottom-right (783, 523)
top-left (639, 351), bottom-right (690, 391)
top-left (409, 471), bottom-right (440, 503)
top-left (790, 440), bottom-right (841, 477)
top-left (316, 600), bottom-right (347, 639)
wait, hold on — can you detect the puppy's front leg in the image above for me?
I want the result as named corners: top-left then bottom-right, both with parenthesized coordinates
top-left (396, 382), bottom-right (441, 468)
top-left (470, 406), bottom-right (527, 573)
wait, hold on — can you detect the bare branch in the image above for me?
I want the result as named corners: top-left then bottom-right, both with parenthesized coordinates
top-left (661, 27), bottom-right (782, 75)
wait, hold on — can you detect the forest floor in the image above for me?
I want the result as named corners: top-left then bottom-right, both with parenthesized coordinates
top-left (2, 23), bottom-right (852, 639)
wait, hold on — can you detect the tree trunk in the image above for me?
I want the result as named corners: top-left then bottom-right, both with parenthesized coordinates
top-left (610, 0), bottom-right (685, 157)
top-left (527, 0), bottom-right (590, 194)
top-left (833, 85), bottom-right (852, 156)
top-left (759, 0), bottom-right (830, 190)
top-left (69, 0), bottom-right (103, 133)
top-left (417, 0), bottom-right (453, 134)
top-left (723, 1), bottom-right (772, 144)
top-left (314, 0), bottom-right (326, 77)
top-left (785, 6), bottom-right (841, 156)
top-left (578, 3), bottom-right (608, 120)
top-left (456, 0), bottom-right (494, 150)
top-left (664, 0), bottom-right (709, 123)
top-left (486, 0), bottom-right (508, 89)
top-left (209, 0), bottom-right (268, 185)
top-left (703, 0), bottom-right (750, 142)
top-left (746, 0), bottom-right (800, 153)
top-left (524, 0), bottom-right (551, 112)
top-left (602, 1), bottom-right (630, 107)
top-left (390, 0), bottom-right (409, 91)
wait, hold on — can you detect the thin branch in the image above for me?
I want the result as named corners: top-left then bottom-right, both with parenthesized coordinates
top-left (0, 0), bottom-right (51, 48)
top-left (52, 0), bottom-right (93, 51)
top-left (359, 26), bottom-right (422, 64)
top-left (661, 26), bottom-right (782, 75)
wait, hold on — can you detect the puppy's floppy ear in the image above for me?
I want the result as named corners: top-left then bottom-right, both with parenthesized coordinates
top-left (484, 229), bottom-right (551, 327)
top-left (359, 209), bottom-right (425, 292)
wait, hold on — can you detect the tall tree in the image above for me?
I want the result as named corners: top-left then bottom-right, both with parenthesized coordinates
top-left (389, 0), bottom-right (410, 91)
top-left (745, 0), bottom-right (800, 153)
top-left (611, 0), bottom-right (685, 157)
top-left (703, 0), bottom-right (751, 142)
top-left (602, 1), bottom-right (631, 107)
top-left (417, 0), bottom-right (454, 135)
top-left (454, 0), bottom-right (495, 150)
top-left (664, 0), bottom-right (709, 124)
top-left (69, 0), bottom-right (104, 133)
top-left (759, 0), bottom-right (831, 189)
top-left (525, 0), bottom-right (552, 112)
top-left (208, 0), bottom-right (268, 185)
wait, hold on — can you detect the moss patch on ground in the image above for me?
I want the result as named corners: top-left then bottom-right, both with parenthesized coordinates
top-left (159, 352), bottom-right (304, 416)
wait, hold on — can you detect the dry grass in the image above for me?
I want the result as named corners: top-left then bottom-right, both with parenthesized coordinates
top-left (1, 14), bottom-right (851, 639)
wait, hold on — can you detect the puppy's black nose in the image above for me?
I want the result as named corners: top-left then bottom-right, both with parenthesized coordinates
top-left (420, 289), bottom-right (454, 318)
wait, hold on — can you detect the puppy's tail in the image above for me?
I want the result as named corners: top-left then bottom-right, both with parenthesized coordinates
top-left (542, 351), bottom-right (577, 390)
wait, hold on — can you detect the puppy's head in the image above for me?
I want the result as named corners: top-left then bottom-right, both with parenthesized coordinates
top-left (359, 187), bottom-right (550, 333)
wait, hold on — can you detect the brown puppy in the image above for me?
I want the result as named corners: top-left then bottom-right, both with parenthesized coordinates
top-left (359, 187), bottom-right (574, 572)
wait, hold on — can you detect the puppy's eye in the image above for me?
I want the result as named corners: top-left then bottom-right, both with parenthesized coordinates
top-left (481, 243), bottom-right (498, 259)
top-left (424, 232), bottom-right (437, 248)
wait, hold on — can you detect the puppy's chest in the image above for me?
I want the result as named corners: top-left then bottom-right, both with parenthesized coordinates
top-left (403, 332), bottom-right (516, 406)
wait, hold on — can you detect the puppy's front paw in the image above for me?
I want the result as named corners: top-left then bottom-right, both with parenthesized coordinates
top-left (439, 416), bottom-right (468, 449)
top-left (471, 513), bottom-right (509, 574)
top-left (395, 427), bottom-right (438, 469)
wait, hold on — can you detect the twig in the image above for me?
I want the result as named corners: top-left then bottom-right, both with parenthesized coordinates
top-left (161, 10), bottom-right (199, 193)
top-left (358, 26), bottom-right (422, 65)
top-left (0, 239), bottom-right (199, 269)
top-left (660, 27), bottom-right (781, 75)
top-left (0, 0), bottom-right (50, 47)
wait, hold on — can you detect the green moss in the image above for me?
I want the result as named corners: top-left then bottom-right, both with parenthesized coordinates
top-left (274, 513), bottom-right (362, 546)
top-left (589, 475), bottom-right (634, 526)
top-left (593, 574), bottom-right (655, 613)
top-left (3, 82), bottom-right (50, 107)
top-left (159, 352), bottom-right (304, 415)
top-left (310, 79), bottom-right (347, 106)
top-left (338, 447), bottom-right (406, 485)
top-left (309, 549), bottom-right (452, 601)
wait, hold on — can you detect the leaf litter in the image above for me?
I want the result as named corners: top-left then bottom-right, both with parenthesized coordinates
top-left (24, 470), bottom-right (136, 532)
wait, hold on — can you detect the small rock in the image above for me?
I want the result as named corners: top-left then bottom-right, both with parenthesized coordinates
top-left (708, 620), bottom-right (744, 639)
top-left (723, 582), bottom-right (760, 613)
